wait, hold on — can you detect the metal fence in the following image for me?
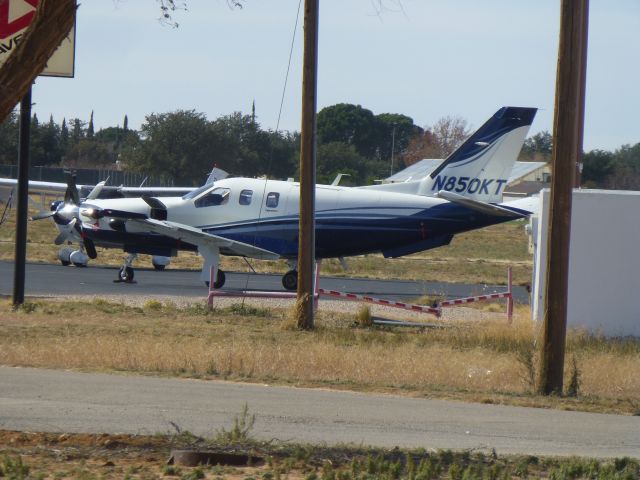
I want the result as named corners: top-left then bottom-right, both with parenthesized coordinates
top-left (0, 165), bottom-right (174, 187)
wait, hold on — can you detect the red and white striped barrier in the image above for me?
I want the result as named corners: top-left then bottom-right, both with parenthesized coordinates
top-left (317, 288), bottom-right (441, 317)
top-left (439, 291), bottom-right (511, 307)
top-left (438, 267), bottom-right (514, 322)
top-left (208, 262), bottom-right (514, 322)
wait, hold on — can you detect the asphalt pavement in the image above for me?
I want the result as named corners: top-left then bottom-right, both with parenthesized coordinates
top-left (0, 367), bottom-right (638, 459)
top-left (0, 260), bottom-right (530, 303)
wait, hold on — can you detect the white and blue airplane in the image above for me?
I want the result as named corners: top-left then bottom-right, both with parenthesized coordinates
top-left (4, 106), bottom-right (537, 288)
top-left (35, 106), bottom-right (536, 289)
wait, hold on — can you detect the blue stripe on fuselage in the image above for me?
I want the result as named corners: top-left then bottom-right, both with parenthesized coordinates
top-left (83, 203), bottom-right (514, 259)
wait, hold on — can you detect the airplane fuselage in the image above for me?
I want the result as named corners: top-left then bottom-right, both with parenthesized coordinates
top-left (80, 177), bottom-right (515, 260)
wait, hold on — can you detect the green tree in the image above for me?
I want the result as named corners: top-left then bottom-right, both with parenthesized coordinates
top-left (30, 115), bottom-right (62, 166)
top-left (0, 110), bottom-right (18, 165)
top-left (63, 139), bottom-right (112, 168)
top-left (317, 103), bottom-right (383, 159)
top-left (606, 143), bottom-right (640, 190)
top-left (210, 112), bottom-right (297, 178)
top-left (582, 149), bottom-right (614, 187)
top-left (70, 118), bottom-right (85, 145)
top-left (60, 118), bottom-right (69, 154)
top-left (87, 110), bottom-right (95, 138)
top-left (376, 113), bottom-right (423, 166)
top-left (522, 130), bottom-right (552, 161)
top-left (123, 109), bottom-right (216, 185)
top-left (315, 142), bottom-right (385, 185)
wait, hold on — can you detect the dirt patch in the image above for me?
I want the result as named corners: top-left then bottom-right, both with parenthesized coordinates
top-left (0, 430), bottom-right (268, 479)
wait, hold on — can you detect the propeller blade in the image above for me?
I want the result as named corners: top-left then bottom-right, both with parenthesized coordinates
top-left (86, 180), bottom-right (108, 200)
top-left (30, 210), bottom-right (56, 221)
top-left (54, 218), bottom-right (77, 245)
top-left (64, 173), bottom-right (80, 205)
top-left (54, 231), bottom-right (68, 246)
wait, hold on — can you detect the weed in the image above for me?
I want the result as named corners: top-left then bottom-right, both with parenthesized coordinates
top-left (14, 302), bottom-right (37, 314)
top-left (163, 464), bottom-right (181, 476)
top-left (355, 305), bottom-right (372, 327)
top-left (515, 341), bottom-right (537, 392)
top-left (181, 467), bottom-right (205, 480)
top-left (228, 303), bottom-right (271, 317)
top-left (565, 355), bottom-right (581, 398)
top-left (216, 403), bottom-right (255, 444)
top-left (144, 299), bottom-right (163, 311)
top-left (1, 455), bottom-right (30, 479)
top-left (627, 397), bottom-right (640, 416)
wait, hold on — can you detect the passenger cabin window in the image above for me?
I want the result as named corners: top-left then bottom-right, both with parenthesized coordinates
top-left (195, 188), bottom-right (230, 208)
top-left (239, 189), bottom-right (253, 205)
top-left (265, 192), bottom-right (280, 208)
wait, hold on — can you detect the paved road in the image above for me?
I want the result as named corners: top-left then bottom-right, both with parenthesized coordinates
top-left (0, 261), bottom-right (530, 303)
top-left (0, 367), bottom-right (638, 458)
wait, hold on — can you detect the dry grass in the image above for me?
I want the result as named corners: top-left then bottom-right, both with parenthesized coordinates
top-left (0, 198), bottom-right (532, 284)
top-left (1, 298), bottom-right (638, 414)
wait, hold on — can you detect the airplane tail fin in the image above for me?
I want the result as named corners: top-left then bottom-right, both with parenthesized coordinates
top-left (418, 106), bottom-right (537, 202)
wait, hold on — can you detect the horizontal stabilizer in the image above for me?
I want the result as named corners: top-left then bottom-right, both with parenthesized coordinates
top-left (436, 190), bottom-right (530, 218)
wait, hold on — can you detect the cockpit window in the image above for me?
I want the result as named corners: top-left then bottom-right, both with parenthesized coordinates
top-left (195, 188), bottom-right (230, 208)
top-left (265, 192), bottom-right (280, 208)
top-left (239, 189), bottom-right (253, 205)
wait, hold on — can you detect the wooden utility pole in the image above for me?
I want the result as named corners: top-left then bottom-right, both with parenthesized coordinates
top-left (296, 0), bottom-right (319, 330)
top-left (537, 0), bottom-right (589, 395)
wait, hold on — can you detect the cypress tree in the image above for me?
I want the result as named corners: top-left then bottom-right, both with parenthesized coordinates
top-left (87, 110), bottom-right (94, 138)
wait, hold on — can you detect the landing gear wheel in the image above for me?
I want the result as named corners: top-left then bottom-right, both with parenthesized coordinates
top-left (153, 263), bottom-right (166, 271)
top-left (118, 266), bottom-right (134, 282)
top-left (214, 269), bottom-right (226, 289)
top-left (282, 270), bottom-right (298, 291)
top-left (205, 269), bottom-right (226, 289)
top-left (60, 260), bottom-right (71, 266)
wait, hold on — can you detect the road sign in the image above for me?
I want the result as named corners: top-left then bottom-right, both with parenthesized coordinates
top-left (0, 0), bottom-right (75, 77)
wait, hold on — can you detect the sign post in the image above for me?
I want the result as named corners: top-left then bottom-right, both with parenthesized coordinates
top-left (1, 0), bottom-right (76, 306)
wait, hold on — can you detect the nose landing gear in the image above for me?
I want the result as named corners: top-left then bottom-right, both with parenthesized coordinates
top-left (115, 253), bottom-right (137, 283)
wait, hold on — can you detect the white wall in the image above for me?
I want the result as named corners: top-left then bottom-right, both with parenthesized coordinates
top-left (531, 189), bottom-right (640, 337)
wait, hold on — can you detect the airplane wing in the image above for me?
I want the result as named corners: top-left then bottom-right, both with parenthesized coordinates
top-left (0, 178), bottom-right (69, 194)
top-left (436, 190), bottom-right (530, 218)
top-left (128, 218), bottom-right (280, 260)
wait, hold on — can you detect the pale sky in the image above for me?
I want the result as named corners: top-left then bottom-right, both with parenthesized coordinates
top-left (29, 0), bottom-right (640, 152)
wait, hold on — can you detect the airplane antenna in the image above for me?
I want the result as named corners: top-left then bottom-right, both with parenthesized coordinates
top-left (275, 0), bottom-right (303, 132)
top-left (245, 0), bottom-right (303, 300)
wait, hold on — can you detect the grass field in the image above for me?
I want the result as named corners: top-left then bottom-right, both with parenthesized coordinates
top-left (1, 298), bottom-right (639, 416)
top-left (0, 198), bottom-right (533, 285)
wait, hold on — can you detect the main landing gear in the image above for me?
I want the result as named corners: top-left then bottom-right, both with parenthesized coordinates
top-left (282, 270), bottom-right (297, 291)
top-left (205, 269), bottom-right (226, 289)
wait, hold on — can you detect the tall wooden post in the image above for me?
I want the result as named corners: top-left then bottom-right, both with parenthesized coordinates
top-left (537, 0), bottom-right (589, 395)
top-left (296, 0), bottom-right (319, 330)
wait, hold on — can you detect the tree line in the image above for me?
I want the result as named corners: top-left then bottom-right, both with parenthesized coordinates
top-left (520, 131), bottom-right (640, 189)
top-left (1, 103), bottom-right (639, 189)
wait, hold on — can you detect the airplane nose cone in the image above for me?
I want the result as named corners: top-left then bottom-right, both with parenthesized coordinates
top-left (52, 203), bottom-right (78, 226)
